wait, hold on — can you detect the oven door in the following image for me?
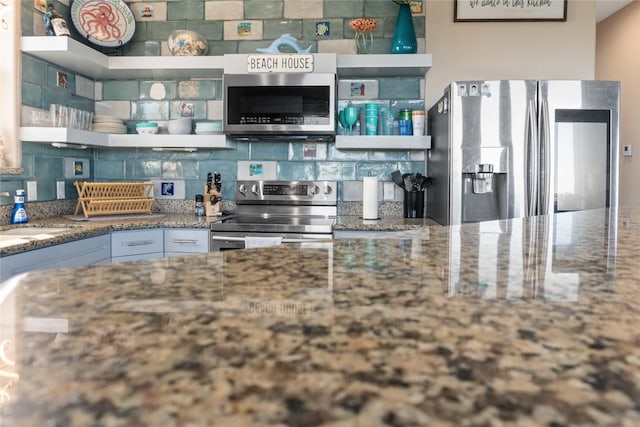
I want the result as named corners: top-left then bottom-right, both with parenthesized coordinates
top-left (211, 231), bottom-right (332, 252)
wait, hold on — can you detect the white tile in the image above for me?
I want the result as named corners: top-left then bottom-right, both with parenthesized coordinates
top-left (284, 0), bottom-right (322, 18)
top-left (237, 161), bottom-right (277, 180)
top-left (95, 101), bottom-right (131, 120)
top-left (317, 39), bottom-right (354, 55)
top-left (75, 75), bottom-right (95, 100)
top-left (94, 81), bottom-right (103, 101)
top-left (205, 1), bottom-right (243, 20)
top-left (207, 100), bottom-right (223, 120)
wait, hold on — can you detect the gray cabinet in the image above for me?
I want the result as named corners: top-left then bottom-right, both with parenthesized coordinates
top-left (164, 228), bottom-right (209, 257)
top-left (111, 229), bottom-right (164, 263)
top-left (0, 235), bottom-right (111, 282)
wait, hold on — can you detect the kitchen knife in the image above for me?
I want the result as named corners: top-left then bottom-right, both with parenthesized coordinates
top-left (206, 172), bottom-right (212, 194)
top-left (214, 171), bottom-right (221, 192)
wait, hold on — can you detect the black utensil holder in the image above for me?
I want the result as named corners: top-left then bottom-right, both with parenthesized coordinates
top-left (403, 190), bottom-right (425, 218)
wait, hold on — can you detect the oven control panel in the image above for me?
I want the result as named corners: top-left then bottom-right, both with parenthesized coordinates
top-left (235, 180), bottom-right (337, 204)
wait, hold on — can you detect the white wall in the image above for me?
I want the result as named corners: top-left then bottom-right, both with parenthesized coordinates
top-left (596, 1), bottom-right (640, 206)
top-left (424, 0), bottom-right (596, 107)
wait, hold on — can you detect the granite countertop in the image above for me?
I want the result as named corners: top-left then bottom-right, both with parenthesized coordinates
top-left (0, 214), bottom-right (437, 257)
top-left (1, 207), bottom-right (639, 425)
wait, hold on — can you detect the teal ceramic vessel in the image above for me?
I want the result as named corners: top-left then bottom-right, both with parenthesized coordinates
top-left (391, 3), bottom-right (417, 54)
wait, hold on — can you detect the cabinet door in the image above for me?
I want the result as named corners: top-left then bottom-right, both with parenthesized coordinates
top-left (0, 235), bottom-right (111, 283)
top-left (164, 229), bottom-right (209, 254)
top-left (111, 229), bottom-right (164, 258)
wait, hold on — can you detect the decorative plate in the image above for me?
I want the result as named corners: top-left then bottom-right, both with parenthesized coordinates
top-left (70, 0), bottom-right (136, 48)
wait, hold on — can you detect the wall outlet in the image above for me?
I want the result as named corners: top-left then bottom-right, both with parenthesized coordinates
top-left (383, 182), bottom-right (395, 201)
top-left (56, 181), bottom-right (65, 199)
top-left (26, 181), bottom-right (37, 201)
top-left (623, 144), bottom-right (633, 157)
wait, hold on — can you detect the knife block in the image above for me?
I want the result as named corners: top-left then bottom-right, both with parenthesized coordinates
top-left (204, 185), bottom-right (222, 217)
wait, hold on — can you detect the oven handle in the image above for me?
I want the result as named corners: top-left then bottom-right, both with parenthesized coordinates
top-left (211, 236), bottom-right (332, 244)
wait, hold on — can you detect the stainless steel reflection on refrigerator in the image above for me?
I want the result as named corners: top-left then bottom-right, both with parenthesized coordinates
top-left (427, 80), bottom-right (620, 225)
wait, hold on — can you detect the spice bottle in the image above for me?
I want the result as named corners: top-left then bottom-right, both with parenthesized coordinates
top-left (43, 3), bottom-right (71, 37)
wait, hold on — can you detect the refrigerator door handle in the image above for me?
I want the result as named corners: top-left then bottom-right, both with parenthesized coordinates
top-left (539, 99), bottom-right (551, 214)
top-left (526, 99), bottom-right (538, 217)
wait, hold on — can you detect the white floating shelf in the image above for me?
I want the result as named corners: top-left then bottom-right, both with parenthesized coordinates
top-left (21, 37), bottom-right (225, 79)
top-left (21, 127), bottom-right (236, 150)
top-left (108, 134), bottom-right (235, 149)
top-left (335, 135), bottom-right (431, 150)
top-left (22, 36), bottom-right (431, 80)
top-left (336, 54), bottom-right (432, 77)
top-left (21, 127), bottom-right (109, 146)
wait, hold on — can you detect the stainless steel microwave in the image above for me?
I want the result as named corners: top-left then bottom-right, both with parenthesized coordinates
top-left (223, 73), bottom-right (336, 141)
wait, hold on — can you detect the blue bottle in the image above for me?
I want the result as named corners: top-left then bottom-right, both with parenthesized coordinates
top-left (10, 189), bottom-right (29, 224)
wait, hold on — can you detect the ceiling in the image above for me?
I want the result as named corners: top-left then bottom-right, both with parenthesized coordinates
top-left (596, 0), bottom-right (633, 22)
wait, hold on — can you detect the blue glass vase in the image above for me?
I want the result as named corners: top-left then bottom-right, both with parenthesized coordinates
top-left (391, 3), bottom-right (417, 54)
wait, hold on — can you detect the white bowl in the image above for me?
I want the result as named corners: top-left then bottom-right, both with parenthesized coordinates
top-left (167, 118), bottom-right (192, 135)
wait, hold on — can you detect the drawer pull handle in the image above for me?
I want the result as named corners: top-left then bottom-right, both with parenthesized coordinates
top-left (172, 239), bottom-right (199, 244)
top-left (125, 240), bottom-right (154, 247)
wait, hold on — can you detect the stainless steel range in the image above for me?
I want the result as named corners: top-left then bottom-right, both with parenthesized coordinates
top-left (210, 180), bottom-right (337, 251)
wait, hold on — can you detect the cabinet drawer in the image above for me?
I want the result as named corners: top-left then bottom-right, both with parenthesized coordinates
top-left (164, 229), bottom-right (209, 254)
top-left (111, 229), bottom-right (163, 258)
top-left (0, 235), bottom-right (111, 283)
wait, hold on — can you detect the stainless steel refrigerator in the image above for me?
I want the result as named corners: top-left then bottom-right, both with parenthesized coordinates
top-left (427, 80), bottom-right (620, 225)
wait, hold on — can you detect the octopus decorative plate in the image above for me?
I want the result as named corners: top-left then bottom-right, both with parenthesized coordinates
top-left (70, 0), bottom-right (136, 48)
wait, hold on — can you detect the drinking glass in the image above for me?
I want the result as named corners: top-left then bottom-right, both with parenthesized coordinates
top-left (344, 107), bottom-right (359, 136)
top-left (339, 109), bottom-right (349, 135)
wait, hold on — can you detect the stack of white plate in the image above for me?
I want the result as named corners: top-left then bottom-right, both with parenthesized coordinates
top-left (92, 115), bottom-right (127, 134)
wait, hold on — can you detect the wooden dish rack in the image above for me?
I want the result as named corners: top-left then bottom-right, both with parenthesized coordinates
top-left (74, 181), bottom-right (155, 217)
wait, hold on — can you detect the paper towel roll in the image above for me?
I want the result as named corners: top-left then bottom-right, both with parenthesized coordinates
top-left (362, 176), bottom-right (379, 220)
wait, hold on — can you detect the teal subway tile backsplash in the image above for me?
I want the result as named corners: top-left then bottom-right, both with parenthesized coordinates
top-left (379, 78), bottom-right (421, 99)
top-left (397, 161), bottom-right (426, 175)
top-left (103, 81), bottom-right (140, 100)
top-left (263, 20), bottom-right (303, 39)
top-left (167, 1), bottom-right (204, 20)
top-left (186, 21), bottom-right (224, 40)
top-left (251, 143), bottom-right (290, 160)
top-left (212, 142), bottom-right (251, 161)
top-left (94, 160), bottom-right (125, 180)
top-left (356, 161), bottom-right (398, 180)
top-left (327, 146), bottom-right (368, 161)
top-left (19, 1), bottom-right (429, 207)
top-left (323, 0), bottom-right (365, 18)
top-left (21, 81), bottom-right (43, 108)
top-left (245, 0), bottom-right (283, 19)
top-left (135, 160), bottom-right (163, 178)
top-left (317, 162), bottom-right (356, 181)
top-left (21, 55), bottom-right (47, 85)
top-left (132, 101), bottom-right (170, 120)
top-left (278, 162), bottom-right (316, 181)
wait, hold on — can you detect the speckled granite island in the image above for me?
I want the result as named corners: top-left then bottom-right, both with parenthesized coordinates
top-left (1, 207), bottom-right (639, 426)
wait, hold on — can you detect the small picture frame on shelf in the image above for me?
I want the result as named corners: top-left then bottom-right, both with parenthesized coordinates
top-left (454, 0), bottom-right (567, 22)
